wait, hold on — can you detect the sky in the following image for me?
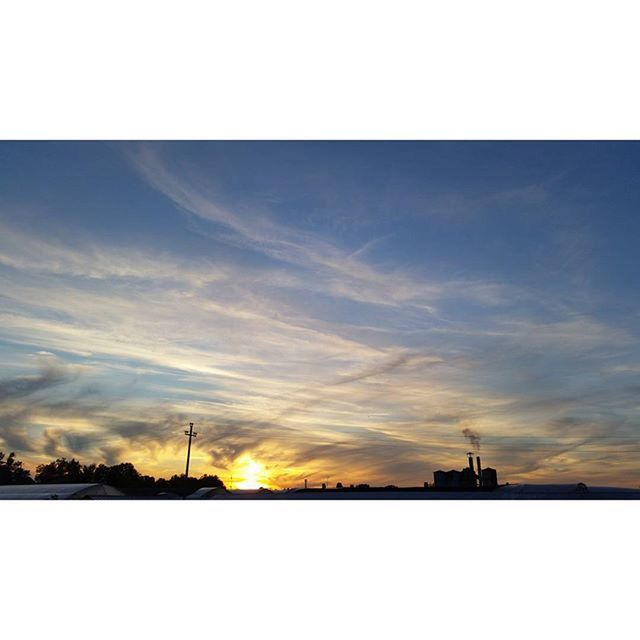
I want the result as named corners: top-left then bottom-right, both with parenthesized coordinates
top-left (1, 141), bottom-right (639, 488)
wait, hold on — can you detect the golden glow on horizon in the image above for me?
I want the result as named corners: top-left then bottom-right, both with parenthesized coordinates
top-left (233, 455), bottom-right (270, 489)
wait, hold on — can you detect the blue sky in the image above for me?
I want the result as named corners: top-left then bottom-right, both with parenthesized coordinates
top-left (1, 141), bottom-right (639, 486)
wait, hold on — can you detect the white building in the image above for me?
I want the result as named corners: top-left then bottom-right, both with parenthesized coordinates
top-left (0, 483), bottom-right (124, 500)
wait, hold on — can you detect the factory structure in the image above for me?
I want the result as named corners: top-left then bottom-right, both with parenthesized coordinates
top-left (433, 452), bottom-right (498, 490)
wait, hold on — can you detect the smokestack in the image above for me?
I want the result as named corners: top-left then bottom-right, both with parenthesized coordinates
top-left (477, 456), bottom-right (483, 488)
top-left (467, 452), bottom-right (475, 475)
top-left (304, 479), bottom-right (308, 489)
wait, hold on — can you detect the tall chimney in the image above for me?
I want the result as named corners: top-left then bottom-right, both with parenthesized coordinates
top-left (476, 455), bottom-right (483, 488)
top-left (467, 452), bottom-right (475, 475)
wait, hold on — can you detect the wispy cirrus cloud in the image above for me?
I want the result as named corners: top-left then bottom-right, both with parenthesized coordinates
top-left (126, 143), bottom-right (479, 312)
top-left (1, 142), bottom-right (639, 487)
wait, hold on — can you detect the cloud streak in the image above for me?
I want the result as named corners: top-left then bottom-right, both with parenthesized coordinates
top-left (1, 142), bottom-right (639, 488)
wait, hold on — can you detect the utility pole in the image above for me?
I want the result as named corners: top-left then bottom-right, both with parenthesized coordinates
top-left (184, 422), bottom-right (198, 477)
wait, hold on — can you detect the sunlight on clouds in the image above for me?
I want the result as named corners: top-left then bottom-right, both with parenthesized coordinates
top-left (1, 142), bottom-right (640, 488)
top-left (232, 455), bottom-right (271, 489)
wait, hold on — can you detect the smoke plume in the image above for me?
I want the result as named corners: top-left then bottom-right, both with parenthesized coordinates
top-left (462, 427), bottom-right (481, 450)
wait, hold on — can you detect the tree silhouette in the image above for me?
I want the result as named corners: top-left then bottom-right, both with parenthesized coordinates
top-left (197, 474), bottom-right (225, 488)
top-left (8, 453), bottom-right (225, 495)
top-left (155, 473), bottom-right (225, 496)
top-left (91, 462), bottom-right (155, 489)
top-left (34, 457), bottom-right (88, 483)
top-left (0, 451), bottom-right (33, 484)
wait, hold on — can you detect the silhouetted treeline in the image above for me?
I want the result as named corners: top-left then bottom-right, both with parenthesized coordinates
top-left (0, 451), bottom-right (32, 484)
top-left (0, 451), bottom-right (224, 496)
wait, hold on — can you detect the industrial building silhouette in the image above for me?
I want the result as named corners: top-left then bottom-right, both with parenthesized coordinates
top-left (433, 453), bottom-right (498, 490)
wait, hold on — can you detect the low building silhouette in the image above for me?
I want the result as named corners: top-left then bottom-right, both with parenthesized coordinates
top-left (0, 483), bottom-right (124, 500)
top-left (480, 467), bottom-right (498, 489)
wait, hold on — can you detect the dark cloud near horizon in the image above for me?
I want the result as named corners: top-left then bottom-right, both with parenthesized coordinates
top-left (0, 415), bottom-right (37, 452)
top-left (0, 361), bottom-right (73, 454)
top-left (42, 428), bottom-right (60, 458)
top-left (0, 361), bottom-right (70, 402)
top-left (204, 418), bottom-right (302, 469)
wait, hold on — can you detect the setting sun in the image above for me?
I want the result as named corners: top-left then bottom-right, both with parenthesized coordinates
top-left (233, 456), bottom-right (270, 489)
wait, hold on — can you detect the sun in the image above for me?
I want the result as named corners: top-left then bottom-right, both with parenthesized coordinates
top-left (233, 456), bottom-right (270, 489)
